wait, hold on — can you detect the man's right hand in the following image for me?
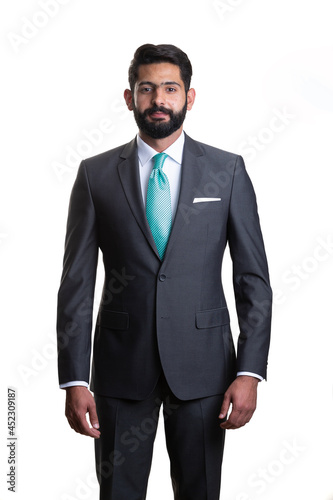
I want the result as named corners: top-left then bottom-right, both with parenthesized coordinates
top-left (65, 386), bottom-right (101, 439)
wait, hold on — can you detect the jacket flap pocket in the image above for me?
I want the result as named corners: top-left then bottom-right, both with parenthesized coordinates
top-left (97, 310), bottom-right (129, 330)
top-left (196, 307), bottom-right (230, 329)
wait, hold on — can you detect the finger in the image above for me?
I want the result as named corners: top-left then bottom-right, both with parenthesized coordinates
top-left (74, 411), bottom-right (101, 438)
top-left (219, 393), bottom-right (231, 419)
top-left (67, 408), bottom-right (100, 438)
top-left (88, 401), bottom-right (100, 431)
top-left (220, 409), bottom-right (253, 429)
top-left (219, 409), bottom-right (238, 429)
top-left (220, 414), bottom-right (241, 429)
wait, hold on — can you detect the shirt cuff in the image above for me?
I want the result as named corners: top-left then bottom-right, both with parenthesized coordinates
top-left (59, 381), bottom-right (89, 389)
top-left (237, 371), bottom-right (263, 381)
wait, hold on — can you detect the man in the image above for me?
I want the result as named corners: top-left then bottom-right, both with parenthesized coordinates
top-left (57, 44), bottom-right (272, 500)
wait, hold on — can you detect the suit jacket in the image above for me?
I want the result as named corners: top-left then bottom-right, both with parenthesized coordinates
top-left (57, 133), bottom-right (272, 401)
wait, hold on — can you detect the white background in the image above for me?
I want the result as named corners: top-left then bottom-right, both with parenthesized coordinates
top-left (1, 0), bottom-right (333, 499)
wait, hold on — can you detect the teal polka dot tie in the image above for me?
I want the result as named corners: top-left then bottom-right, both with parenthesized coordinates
top-left (146, 153), bottom-right (172, 260)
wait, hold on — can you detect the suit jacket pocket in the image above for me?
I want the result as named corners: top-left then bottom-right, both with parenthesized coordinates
top-left (97, 309), bottom-right (129, 330)
top-left (196, 307), bottom-right (230, 329)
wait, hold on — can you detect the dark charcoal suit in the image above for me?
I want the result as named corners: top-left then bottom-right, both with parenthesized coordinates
top-left (57, 133), bottom-right (272, 499)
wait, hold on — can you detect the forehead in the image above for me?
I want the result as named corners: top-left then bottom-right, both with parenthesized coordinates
top-left (136, 62), bottom-right (183, 86)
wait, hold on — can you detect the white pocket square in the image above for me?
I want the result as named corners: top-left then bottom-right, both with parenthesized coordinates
top-left (193, 197), bottom-right (221, 203)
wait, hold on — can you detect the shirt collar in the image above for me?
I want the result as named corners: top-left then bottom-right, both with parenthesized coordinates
top-left (137, 131), bottom-right (185, 167)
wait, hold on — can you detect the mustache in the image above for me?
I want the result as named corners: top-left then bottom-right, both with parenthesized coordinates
top-left (144, 105), bottom-right (172, 117)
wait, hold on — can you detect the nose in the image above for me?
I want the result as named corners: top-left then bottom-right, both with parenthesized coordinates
top-left (151, 87), bottom-right (165, 106)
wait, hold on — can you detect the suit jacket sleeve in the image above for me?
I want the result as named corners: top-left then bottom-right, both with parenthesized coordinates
top-left (227, 155), bottom-right (272, 379)
top-left (57, 160), bottom-right (98, 385)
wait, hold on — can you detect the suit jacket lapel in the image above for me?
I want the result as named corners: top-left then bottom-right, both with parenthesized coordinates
top-left (117, 138), bottom-right (160, 258)
top-left (164, 134), bottom-right (206, 259)
top-left (117, 134), bottom-right (206, 262)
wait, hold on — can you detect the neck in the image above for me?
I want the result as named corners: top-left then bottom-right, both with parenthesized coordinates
top-left (138, 126), bottom-right (183, 152)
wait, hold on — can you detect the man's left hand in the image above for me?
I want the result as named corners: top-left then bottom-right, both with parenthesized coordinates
top-left (219, 376), bottom-right (259, 430)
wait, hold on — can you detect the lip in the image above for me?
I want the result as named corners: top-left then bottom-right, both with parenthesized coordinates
top-left (149, 111), bottom-right (169, 119)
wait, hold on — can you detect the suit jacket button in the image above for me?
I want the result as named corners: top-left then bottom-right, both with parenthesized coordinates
top-left (159, 274), bottom-right (166, 282)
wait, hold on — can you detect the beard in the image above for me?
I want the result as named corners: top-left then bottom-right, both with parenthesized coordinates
top-left (132, 100), bottom-right (187, 139)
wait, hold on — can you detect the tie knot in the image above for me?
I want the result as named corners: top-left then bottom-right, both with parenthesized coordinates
top-left (153, 152), bottom-right (168, 170)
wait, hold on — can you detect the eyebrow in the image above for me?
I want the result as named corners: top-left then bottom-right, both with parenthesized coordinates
top-left (138, 80), bottom-right (181, 88)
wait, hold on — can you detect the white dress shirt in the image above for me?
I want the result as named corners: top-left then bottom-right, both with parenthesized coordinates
top-left (60, 131), bottom-right (262, 388)
top-left (137, 131), bottom-right (183, 217)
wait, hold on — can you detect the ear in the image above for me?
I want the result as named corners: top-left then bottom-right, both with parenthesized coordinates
top-left (124, 89), bottom-right (134, 111)
top-left (186, 88), bottom-right (196, 110)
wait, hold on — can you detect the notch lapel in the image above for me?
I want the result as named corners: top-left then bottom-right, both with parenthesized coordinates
top-left (117, 138), bottom-right (160, 259)
top-left (163, 134), bottom-right (206, 259)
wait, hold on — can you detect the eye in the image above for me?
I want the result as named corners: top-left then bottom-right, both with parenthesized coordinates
top-left (166, 87), bottom-right (177, 92)
top-left (140, 87), bottom-right (153, 93)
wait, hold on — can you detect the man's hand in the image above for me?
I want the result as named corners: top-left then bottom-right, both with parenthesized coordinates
top-left (219, 376), bottom-right (259, 430)
top-left (65, 386), bottom-right (101, 438)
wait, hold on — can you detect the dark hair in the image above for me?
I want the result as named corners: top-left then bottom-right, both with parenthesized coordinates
top-left (128, 44), bottom-right (192, 93)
